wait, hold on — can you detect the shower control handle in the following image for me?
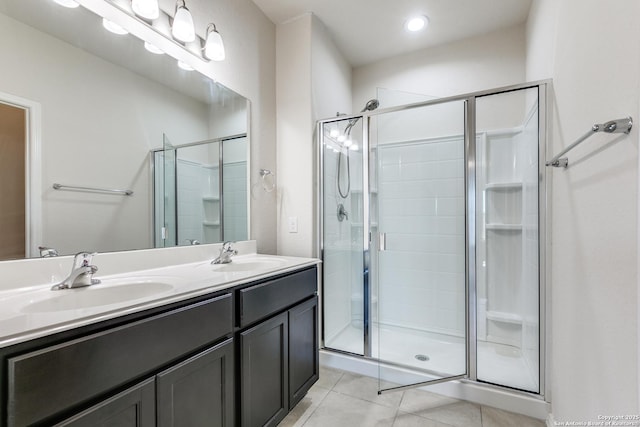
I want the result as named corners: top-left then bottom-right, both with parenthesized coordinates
top-left (379, 232), bottom-right (387, 251)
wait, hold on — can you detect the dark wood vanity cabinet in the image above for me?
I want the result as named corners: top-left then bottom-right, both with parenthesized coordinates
top-left (238, 268), bottom-right (319, 427)
top-left (0, 265), bottom-right (318, 427)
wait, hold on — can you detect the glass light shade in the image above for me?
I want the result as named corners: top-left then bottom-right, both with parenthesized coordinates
top-left (52, 0), bottom-right (80, 8)
top-left (203, 24), bottom-right (225, 61)
top-left (337, 135), bottom-right (346, 143)
top-left (329, 129), bottom-right (339, 138)
top-left (132, 0), bottom-right (159, 20)
top-left (344, 139), bottom-right (353, 147)
top-left (172, 3), bottom-right (195, 42)
top-left (177, 60), bottom-right (194, 71)
top-left (349, 144), bottom-right (359, 151)
top-left (103, 18), bottom-right (129, 35)
top-left (144, 41), bottom-right (164, 54)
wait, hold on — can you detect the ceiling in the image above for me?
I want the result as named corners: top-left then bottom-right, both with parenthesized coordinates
top-left (252, 0), bottom-right (533, 67)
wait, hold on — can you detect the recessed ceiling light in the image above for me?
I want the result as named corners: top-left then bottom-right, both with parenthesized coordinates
top-left (405, 15), bottom-right (429, 32)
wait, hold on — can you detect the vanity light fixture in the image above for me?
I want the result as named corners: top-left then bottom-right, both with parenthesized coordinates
top-left (172, 0), bottom-right (196, 43)
top-left (203, 23), bottom-right (225, 61)
top-left (102, 18), bottom-right (129, 35)
top-left (177, 60), bottom-right (194, 71)
top-left (405, 15), bottom-right (429, 32)
top-left (131, 0), bottom-right (159, 20)
top-left (52, 0), bottom-right (80, 8)
top-left (144, 41), bottom-right (164, 54)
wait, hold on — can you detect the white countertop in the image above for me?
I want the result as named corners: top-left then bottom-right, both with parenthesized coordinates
top-left (0, 249), bottom-right (320, 349)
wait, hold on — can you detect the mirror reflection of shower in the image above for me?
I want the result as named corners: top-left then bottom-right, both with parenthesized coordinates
top-left (336, 99), bottom-right (379, 204)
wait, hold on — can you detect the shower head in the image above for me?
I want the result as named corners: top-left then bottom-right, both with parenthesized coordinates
top-left (361, 99), bottom-right (380, 112)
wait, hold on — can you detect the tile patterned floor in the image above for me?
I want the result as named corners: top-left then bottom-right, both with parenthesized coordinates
top-left (278, 367), bottom-right (545, 427)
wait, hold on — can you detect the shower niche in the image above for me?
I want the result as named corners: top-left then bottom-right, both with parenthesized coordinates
top-left (320, 83), bottom-right (545, 396)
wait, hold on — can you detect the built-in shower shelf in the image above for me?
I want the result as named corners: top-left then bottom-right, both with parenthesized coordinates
top-left (485, 182), bottom-right (523, 190)
top-left (202, 196), bottom-right (220, 202)
top-left (486, 310), bottom-right (523, 325)
top-left (203, 220), bottom-right (220, 227)
top-left (486, 224), bottom-right (522, 231)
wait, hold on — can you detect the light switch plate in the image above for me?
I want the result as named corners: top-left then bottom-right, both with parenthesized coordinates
top-left (288, 216), bottom-right (298, 233)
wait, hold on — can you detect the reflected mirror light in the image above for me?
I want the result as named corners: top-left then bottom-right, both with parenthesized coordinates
top-left (144, 41), bottom-right (164, 54)
top-left (329, 129), bottom-right (339, 138)
top-left (102, 18), bottom-right (129, 35)
top-left (52, 0), bottom-right (79, 8)
top-left (177, 60), bottom-right (194, 70)
top-left (132, 0), bottom-right (159, 20)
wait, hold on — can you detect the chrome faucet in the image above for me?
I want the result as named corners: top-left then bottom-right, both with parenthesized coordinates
top-left (38, 246), bottom-right (59, 257)
top-left (51, 252), bottom-right (101, 290)
top-left (212, 242), bottom-right (238, 264)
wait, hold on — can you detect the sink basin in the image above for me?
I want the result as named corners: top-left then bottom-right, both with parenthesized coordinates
top-left (22, 281), bottom-right (175, 313)
top-left (210, 257), bottom-right (287, 273)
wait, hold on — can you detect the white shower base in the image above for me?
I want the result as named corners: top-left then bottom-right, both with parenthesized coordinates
top-left (325, 323), bottom-right (538, 392)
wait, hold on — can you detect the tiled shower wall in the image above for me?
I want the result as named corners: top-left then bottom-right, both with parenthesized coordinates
top-left (223, 161), bottom-right (248, 241)
top-left (177, 159), bottom-right (218, 244)
top-left (377, 137), bottom-right (466, 337)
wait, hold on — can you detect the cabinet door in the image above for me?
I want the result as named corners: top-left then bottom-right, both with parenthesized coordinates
top-left (288, 296), bottom-right (319, 407)
top-left (157, 338), bottom-right (235, 427)
top-left (54, 378), bottom-right (155, 427)
top-left (240, 312), bottom-right (289, 427)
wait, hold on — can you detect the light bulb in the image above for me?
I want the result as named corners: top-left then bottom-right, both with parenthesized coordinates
top-left (144, 41), bottom-right (164, 54)
top-left (349, 144), bottom-right (359, 151)
top-left (52, 0), bottom-right (79, 8)
top-left (132, 0), bottom-right (159, 20)
top-left (203, 23), bottom-right (225, 61)
top-left (344, 139), bottom-right (353, 147)
top-left (329, 129), bottom-right (339, 138)
top-left (103, 18), bottom-right (128, 35)
top-left (172, 1), bottom-right (195, 43)
top-left (177, 60), bottom-right (194, 71)
top-left (337, 135), bottom-right (346, 143)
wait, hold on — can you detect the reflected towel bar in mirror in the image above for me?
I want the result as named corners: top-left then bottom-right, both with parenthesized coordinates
top-left (52, 183), bottom-right (133, 196)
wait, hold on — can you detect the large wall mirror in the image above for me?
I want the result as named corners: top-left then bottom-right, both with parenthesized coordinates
top-left (0, 0), bottom-right (249, 260)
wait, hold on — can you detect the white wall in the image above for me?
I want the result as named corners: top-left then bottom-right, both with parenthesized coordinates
top-left (527, 0), bottom-right (640, 421)
top-left (276, 14), bottom-right (352, 257)
top-left (353, 24), bottom-right (526, 109)
top-left (193, 0), bottom-right (277, 255)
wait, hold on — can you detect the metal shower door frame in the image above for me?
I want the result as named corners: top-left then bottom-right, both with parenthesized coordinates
top-left (316, 80), bottom-right (549, 399)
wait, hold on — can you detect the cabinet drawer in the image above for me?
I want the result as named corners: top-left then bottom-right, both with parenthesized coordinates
top-left (239, 268), bottom-right (317, 328)
top-left (7, 293), bottom-right (232, 427)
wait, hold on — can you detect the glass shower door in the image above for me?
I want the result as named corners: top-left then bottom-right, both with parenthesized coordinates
top-left (371, 100), bottom-right (469, 391)
top-left (321, 117), bottom-right (366, 355)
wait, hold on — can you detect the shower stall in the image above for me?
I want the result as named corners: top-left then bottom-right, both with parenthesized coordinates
top-left (318, 82), bottom-right (547, 397)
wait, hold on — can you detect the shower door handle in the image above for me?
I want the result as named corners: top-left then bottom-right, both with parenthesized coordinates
top-left (379, 232), bottom-right (387, 251)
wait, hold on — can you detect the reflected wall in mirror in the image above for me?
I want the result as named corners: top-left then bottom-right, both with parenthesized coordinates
top-left (0, 0), bottom-right (249, 260)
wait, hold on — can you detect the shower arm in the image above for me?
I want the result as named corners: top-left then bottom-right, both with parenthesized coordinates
top-left (546, 116), bottom-right (632, 168)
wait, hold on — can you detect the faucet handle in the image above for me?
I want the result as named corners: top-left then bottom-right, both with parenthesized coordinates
top-left (73, 251), bottom-right (97, 268)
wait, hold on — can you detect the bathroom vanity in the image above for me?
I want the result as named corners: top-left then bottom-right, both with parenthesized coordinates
top-left (0, 246), bottom-right (319, 427)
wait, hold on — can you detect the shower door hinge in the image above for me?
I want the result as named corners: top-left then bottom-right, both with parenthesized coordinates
top-left (379, 232), bottom-right (387, 251)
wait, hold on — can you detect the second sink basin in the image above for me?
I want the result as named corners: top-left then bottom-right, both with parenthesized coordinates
top-left (21, 279), bottom-right (176, 313)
